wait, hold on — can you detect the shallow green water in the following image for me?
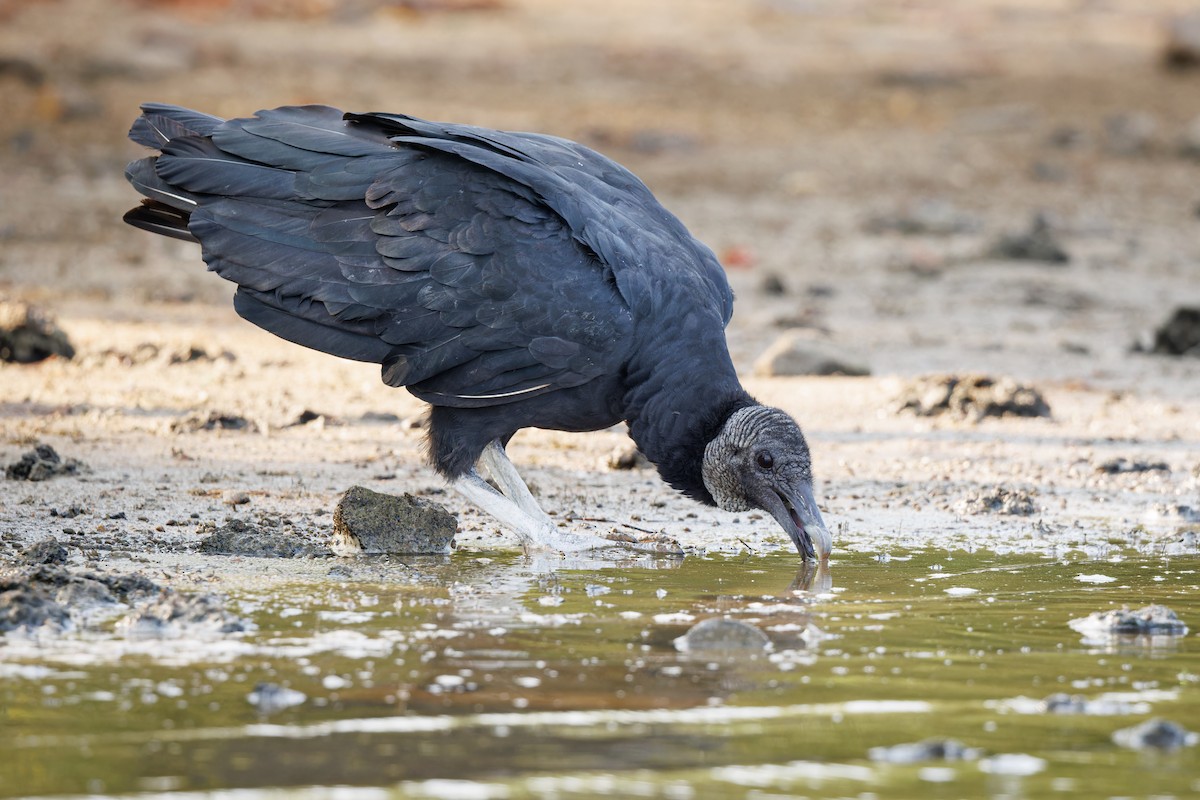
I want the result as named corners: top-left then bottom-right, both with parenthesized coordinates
top-left (3, 547), bottom-right (1198, 799)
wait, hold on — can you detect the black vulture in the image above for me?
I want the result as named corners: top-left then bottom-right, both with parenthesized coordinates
top-left (123, 104), bottom-right (833, 560)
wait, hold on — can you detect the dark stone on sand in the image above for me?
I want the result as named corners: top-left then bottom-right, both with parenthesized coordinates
top-left (1162, 12), bottom-right (1200, 70)
top-left (0, 299), bottom-right (74, 364)
top-left (21, 537), bottom-right (68, 565)
top-left (754, 330), bottom-right (870, 377)
top-left (864, 199), bottom-right (980, 236)
top-left (960, 487), bottom-right (1038, 516)
top-left (1112, 718), bottom-right (1197, 751)
top-left (985, 213), bottom-right (1069, 263)
top-left (1140, 307), bottom-right (1200, 357)
top-left (198, 518), bottom-right (332, 558)
top-left (1096, 458), bottom-right (1169, 475)
top-left (674, 617), bottom-right (771, 654)
top-left (759, 274), bottom-right (788, 295)
top-left (896, 374), bottom-right (1051, 421)
top-left (170, 411), bottom-right (258, 433)
top-left (869, 739), bottom-right (981, 764)
top-left (333, 485), bottom-right (457, 555)
top-left (5, 444), bottom-right (85, 481)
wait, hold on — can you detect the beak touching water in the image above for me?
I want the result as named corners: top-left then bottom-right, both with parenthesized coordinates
top-left (765, 482), bottom-right (833, 562)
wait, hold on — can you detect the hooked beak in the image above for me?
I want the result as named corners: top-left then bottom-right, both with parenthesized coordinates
top-left (764, 482), bottom-right (833, 562)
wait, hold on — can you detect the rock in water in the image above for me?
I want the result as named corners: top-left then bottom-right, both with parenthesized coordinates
top-left (674, 617), bottom-right (771, 654)
top-left (1112, 718), bottom-right (1197, 750)
top-left (0, 299), bottom-right (74, 363)
top-left (869, 739), bottom-right (980, 764)
top-left (333, 485), bottom-right (457, 555)
top-left (1068, 604), bottom-right (1188, 637)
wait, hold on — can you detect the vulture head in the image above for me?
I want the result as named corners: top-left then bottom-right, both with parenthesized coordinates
top-left (702, 405), bottom-right (833, 561)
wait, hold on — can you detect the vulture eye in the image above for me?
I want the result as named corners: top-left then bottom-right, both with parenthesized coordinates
top-left (755, 451), bottom-right (774, 470)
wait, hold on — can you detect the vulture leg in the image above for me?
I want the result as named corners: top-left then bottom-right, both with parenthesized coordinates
top-left (454, 440), bottom-right (683, 555)
top-left (478, 440), bottom-right (553, 527)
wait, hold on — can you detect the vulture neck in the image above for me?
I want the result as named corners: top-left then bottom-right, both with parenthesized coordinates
top-left (622, 315), bottom-right (755, 506)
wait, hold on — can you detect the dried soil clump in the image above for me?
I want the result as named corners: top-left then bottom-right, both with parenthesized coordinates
top-left (171, 411), bottom-right (259, 433)
top-left (333, 485), bottom-right (457, 555)
top-left (5, 444), bottom-right (86, 481)
top-left (197, 517), bottom-right (332, 558)
top-left (896, 374), bottom-right (1051, 421)
top-left (606, 443), bottom-right (650, 470)
top-left (0, 298), bottom-right (74, 363)
top-left (960, 487), bottom-right (1039, 516)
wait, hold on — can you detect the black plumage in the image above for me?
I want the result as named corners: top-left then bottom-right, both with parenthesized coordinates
top-left (124, 104), bottom-right (832, 559)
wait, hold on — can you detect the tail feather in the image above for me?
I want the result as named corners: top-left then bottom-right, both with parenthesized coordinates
top-left (129, 103), bottom-right (223, 149)
top-left (125, 156), bottom-right (197, 210)
top-left (123, 201), bottom-right (197, 243)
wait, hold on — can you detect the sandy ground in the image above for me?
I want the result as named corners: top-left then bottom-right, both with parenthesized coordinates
top-left (1, 0), bottom-right (1199, 581)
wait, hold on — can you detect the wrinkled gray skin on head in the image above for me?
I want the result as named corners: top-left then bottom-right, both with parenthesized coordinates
top-left (701, 406), bottom-right (833, 561)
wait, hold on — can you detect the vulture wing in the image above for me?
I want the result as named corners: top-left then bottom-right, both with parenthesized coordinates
top-left (127, 104), bottom-right (667, 408)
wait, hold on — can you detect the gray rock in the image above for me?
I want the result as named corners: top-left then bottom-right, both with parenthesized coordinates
top-left (5, 444), bottom-right (85, 481)
top-left (1139, 306), bottom-right (1200, 356)
top-left (0, 299), bottom-right (74, 363)
top-left (754, 330), bottom-right (870, 377)
top-left (0, 585), bottom-right (69, 633)
top-left (1163, 12), bottom-right (1200, 69)
top-left (198, 518), bottom-right (331, 558)
top-left (1069, 605), bottom-right (1188, 637)
top-left (985, 213), bottom-right (1069, 263)
top-left (869, 739), bottom-right (980, 764)
top-left (674, 617), bottom-right (771, 654)
top-left (20, 537), bottom-right (68, 565)
top-left (333, 485), bottom-right (457, 555)
top-left (1095, 458), bottom-right (1169, 475)
top-left (247, 682), bottom-right (307, 714)
top-left (1113, 718), bottom-right (1197, 750)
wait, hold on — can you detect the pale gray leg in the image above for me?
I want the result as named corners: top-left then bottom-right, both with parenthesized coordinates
top-left (451, 439), bottom-right (683, 556)
top-left (478, 439), bottom-right (550, 524)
